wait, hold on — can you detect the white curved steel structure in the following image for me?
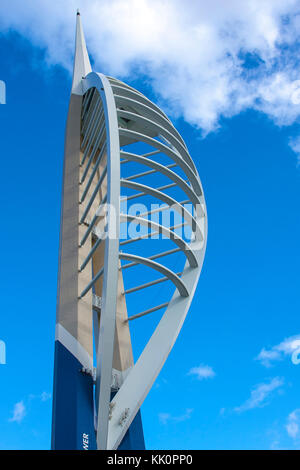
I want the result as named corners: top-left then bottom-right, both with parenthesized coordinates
top-left (52, 12), bottom-right (207, 451)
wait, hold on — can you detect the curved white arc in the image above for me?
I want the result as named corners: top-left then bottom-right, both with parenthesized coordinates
top-left (107, 216), bottom-right (207, 450)
top-left (114, 94), bottom-right (186, 148)
top-left (81, 71), bottom-right (208, 451)
top-left (118, 109), bottom-right (191, 167)
top-left (120, 151), bottom-right (201, 208)
top-left (120, 213), bottom-right (200, 268)
top-left (108, 77), bottom-right (189, 152)
top-left (107, 76), bottom-right (145, 97)
top-left (110, 83), bottom-right (169, 122)
top-left (118, 128), bottom-right (201, 195)
top-left (120, 180), bottom-right (204, 238)
top-left (119, 253), bottom-right (189, 297)
top-left (84, 72), bottom-right (121, 450)
top-left (119, 127), bottom-right (196, 181)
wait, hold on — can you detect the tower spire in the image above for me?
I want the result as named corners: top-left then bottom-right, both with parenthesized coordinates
top-left (71, 11), bottom-right (92, 95)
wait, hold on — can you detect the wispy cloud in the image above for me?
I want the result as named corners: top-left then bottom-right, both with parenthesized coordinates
top-left (234, 377), bottom-right (284, 413)
top-left (29, 391), bottom-right (52, 401)
top-left (256, 335), bottom-right (300, 367)
top-left (188, 364), bottom-right (216, 381)
top-left (9, 392), bottom-right (51, 424)
top-left (286, 409), bottom-right (300, 439)
top-left (159, 408), bottom-right (193, 425)
top-left (9, 401), bottom-right (26, 423)
top-left (158, 412), bottom-right (171, 425)
top-left (40, 391), bottom-right (51, 402)
top-left (1, 1), bottom-right (300, 141)
top-left (289, 137), bottom-right (300, 165)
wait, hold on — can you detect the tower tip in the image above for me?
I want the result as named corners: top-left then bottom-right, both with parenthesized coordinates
top-left (72, 9), bottom-right (92, 95)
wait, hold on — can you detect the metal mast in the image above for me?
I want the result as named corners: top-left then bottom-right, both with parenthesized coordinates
top-left (52, 12), bottom-right (207, 450)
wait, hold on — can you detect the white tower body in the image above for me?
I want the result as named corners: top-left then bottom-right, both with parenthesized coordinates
top-left (52, 12), bottom-right (207, 450)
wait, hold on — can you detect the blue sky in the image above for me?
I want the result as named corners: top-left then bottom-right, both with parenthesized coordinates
top-left (1, 1), bottom-right (300, 450)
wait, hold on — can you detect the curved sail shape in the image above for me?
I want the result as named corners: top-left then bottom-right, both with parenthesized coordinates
top-left (52, 12), bottom-right (207, 451)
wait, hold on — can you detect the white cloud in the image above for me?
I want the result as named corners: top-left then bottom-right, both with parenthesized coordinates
top-left (234, 377), bottom-right (284, 413)
top-left (9, 401), bottom-right (26, 423)
top-left (289, 136), bottom-right (300, 164)
top-left (158, 412), bottom-right (171, 425)
top-left (159, 408), bottom-right (193, 425)
top-left (286, 409), bottom-right (300, 439)
top-left (256, 335), bottom-right (300, 367)
top-left (188, 364), bottom-right (216, 380)
top-left (9, 392), bottom-right (51, 424)
top-left (40, 391), bottom-right (51, 402)
top-left (0, 0), bottom-right (300, 139)
top-left (29, 391), bottom-right (52, 402)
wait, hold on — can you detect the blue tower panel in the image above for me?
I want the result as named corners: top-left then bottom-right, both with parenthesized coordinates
top-left (109, 390), bottom-right (145, 450)
top-left (118, 409), bottom-right (145, 450)
top-left (51, 340), bottom-right (97, 450)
